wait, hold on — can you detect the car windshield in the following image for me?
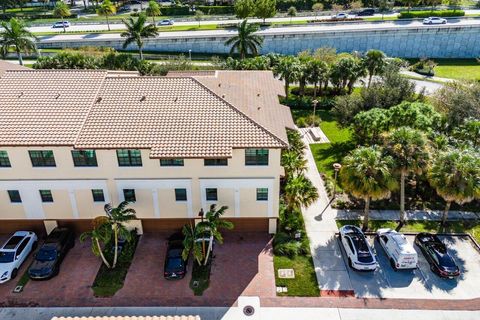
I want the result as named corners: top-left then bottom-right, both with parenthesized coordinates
top-left (432, 245), bottom-right (457, 268)
top-left (36, 247), bottom-right (57, 261)
top-left (166, 257), bottom-right (183, 270)
top-left (0, 251), bottom-right (14, 263)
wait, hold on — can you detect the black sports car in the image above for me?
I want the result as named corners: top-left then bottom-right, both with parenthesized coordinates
top-left (28, 227), bottom-right (75, 280)
top-left (164, 233), bottom-right (187, 280)
top-left (415, 233), bottom-right (460, 279)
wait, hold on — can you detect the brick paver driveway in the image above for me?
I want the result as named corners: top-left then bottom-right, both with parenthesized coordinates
top-left (0, 232), bottom-right (275, 307)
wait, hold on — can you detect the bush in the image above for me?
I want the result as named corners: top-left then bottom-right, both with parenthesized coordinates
top-left (273, 232), bottom-right (309, 258)
top-left (197, 5), bottom-right (235, 15)
top-left (296, 114), bottom-right (321, 128)
top-left (410, 58), bottom-right (436, 76)
top-left (399, 10), bottom-right (464, 19)
top-left (159, 5), bottom-right (190, 16)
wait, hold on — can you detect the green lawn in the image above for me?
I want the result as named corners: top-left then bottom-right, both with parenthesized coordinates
top-left (433, 59), bottom-right (480, 81)
top-left (336, 220), bottom-right (480, 243)
top-left (273, 255), bottom-right (320, 297)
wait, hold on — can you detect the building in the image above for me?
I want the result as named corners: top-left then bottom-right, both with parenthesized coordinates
top-left (0, 67), bottom-right (294, 235)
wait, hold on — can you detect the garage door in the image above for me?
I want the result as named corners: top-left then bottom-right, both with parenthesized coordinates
top-left (57, 219), bottom-right (94, 235)
top-left (142, 218), bottom-right (193, 233)
top-left (0, 219), bottom-right (46, 236)
top-left (224, 218), bottom-right (269, 233)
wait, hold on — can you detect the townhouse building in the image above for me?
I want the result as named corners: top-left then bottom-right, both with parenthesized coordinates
top-left (0, 66), bottom-right (294, 235)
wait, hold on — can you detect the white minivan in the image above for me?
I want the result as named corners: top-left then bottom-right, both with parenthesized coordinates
top-left (376, 228), bottom-right (418, 270)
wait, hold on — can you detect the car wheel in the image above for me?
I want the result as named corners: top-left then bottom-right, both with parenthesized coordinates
top-left (11, 268), bottom-right (18, 279)
top-left (390, 258), bottom-right (397, 271)
top-left (443, 21), bottom-right (446, 24)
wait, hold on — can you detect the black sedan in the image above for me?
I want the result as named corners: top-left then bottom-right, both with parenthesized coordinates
top-left (28, 227), bottom-right (75, 280)
top-left (164, 233), bottom-right (187, 280)
top-left (415, 233), bottom-right (460, 279)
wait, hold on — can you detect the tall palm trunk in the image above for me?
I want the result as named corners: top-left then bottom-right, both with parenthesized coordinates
top-left (203, 234), bottom-right (214, 266)
top-left (138, 45), bottom-right (144, 60)
top-left (368, 73), bottom-right (373, 87)
top-left (400, 171), bottom-right (406, 224)
top-left (112, 224), bottom-right (119, 268)
top-left (62, 16), bottom-right (66, 33)
top-left (16, 47), bottom-right (23, 66)
top-left (363, 197), bottom-right (370, 231)
top-left (284, 77), bottom-right (290, 97)
top-left (106, 15), bottom-right (111, 31)
top-left (95, 238), bottom-right (111, 268)
top-left (442, 201), bottom-right (451, 226)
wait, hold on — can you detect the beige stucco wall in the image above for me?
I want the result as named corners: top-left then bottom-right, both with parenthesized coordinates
top-left (0, 147), bottom-right (282, 222)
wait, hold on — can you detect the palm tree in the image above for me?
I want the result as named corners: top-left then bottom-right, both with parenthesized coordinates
top-left (428, 148), bottom-right (480, 226)
top-left (121, 14), bottom-right (158, 60)
top-left (146, 0), bottom-right (161, 25)
top-left (194, 10), bottom-right (204, 28)
top-left (53, 1), bottom-right (71, 33)
top-left (281, 150), bottom-right (307, 180)
top-left (97, 0), bottom-right (116, 31)
top-left (384, 127), bottom-right (430, 224)
top-left (305, 58), bottom-right (329, 98)
top-left (284, 173), bottom-right (319, 212)
top-left (286, 129), bottom-right (306, 156)
top-left (275, 55), bottom-right (302, 96)
top-left (182, 222), bottom-right (204, 266)
top-left (80, 216), bottom-right (113, 268)
top-left (224, 19), bottom-right (263, 60)
top-left (340, 146), bottom-right (397, 230)
top-left (0, 18), bottom-right (37, 65)
top-left (287, 6), bottom-right (297, 23)
top-left (364, 49), bottom-right (386, 87)
top-left (105, 201), bottom-right (137, 268)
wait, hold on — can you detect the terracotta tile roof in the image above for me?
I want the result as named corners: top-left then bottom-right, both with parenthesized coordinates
top-left (0, 60), bottom-right (29, 77)
top-left (0, 70), bottom-right (107, 146)
top-left (51, 316), bottom-right (200, 320)
top-left (166, 70), bottom-right (216, 77)
top-left (75, 76), bottom-right (287, 158)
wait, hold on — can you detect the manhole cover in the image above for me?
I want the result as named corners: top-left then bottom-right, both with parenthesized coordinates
top-left (13, 286), bottom-right (23, 293)
top-left (243, 305), bottom-right (255, 316)
top-left (192, 280), bottom-right (199, 288)
top-left (278, 268), bottom-right (295, 279)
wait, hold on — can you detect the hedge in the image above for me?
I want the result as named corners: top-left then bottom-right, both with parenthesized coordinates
top-left (399, 10), bottom-right (465, 19)
top-left (158, 6), bottom-right (190, 16)
top-left (0, 13), bottom-right (78, 20)
top-left (196, 6), bottom-right (234, 15)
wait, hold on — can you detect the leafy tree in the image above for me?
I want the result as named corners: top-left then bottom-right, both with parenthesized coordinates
top-left (0, 18), bottom-right (37, 65)
top-left (330, 55), bottom-right (366, 93)
top-left (386, 102), bottom-right (443, 132)
top-left (255, 0), bottom-right (276, 23)
top-left (53, 1), bottom-right (71, 33)
top-left (225, 19), bottom-right (263, 59)
top-left (352, 108), bottom-right (390, 145)
top-left (195, 9), bottom-right (204, 27)
top-left (363, 49), bottom-right (386, 87)
top-left (401, 0), bottom-right (419, 11)
top-left (287, 6), bottom-right (297, 22)
top-left (284, 174), bottom-right (319, 212)
top-left (312, 3), bottom-right (324, 19)
top-left (378, 0), bottom-right (394, 20)
top-left (426, 0), bottom-right (441, 11)
top-left (340, 146), bottom-right (397, 230)
top-left (146, 0), bottom-right (161, 25)
top-left (313, 47), bottom-right (337, 65)
top-left (449, 0), bottom-right (460, 12)
top-left (305, 58), bottom-right (329, 98)
top-left (80, 216), bottom-right (113, 268)
top-left (384, 127), bottom-right (430, 224)
top-left (234, 0), bottom-right (254, 19)
top-left (121, 14), bottom-right (158, 60)
top-left (453, 118), bottom-right (480, 149)
top-left (275, 55), bottom-right (301, 96)
top-left (428, 148), bottom-right (480, 225)
top-left (350, 0), bottom-right (363, 10)
top-left (97, 0), bottom-right (116, 31)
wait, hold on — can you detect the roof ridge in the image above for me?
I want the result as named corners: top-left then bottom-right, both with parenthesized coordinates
top-left (190, 77), bottom-right (288, 148)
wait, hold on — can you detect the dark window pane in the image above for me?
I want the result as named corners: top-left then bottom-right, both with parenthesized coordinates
top-left (0, 151), bottom-right (11, 167)
top-left (29, 151), bottom-right (56, 167)
top-left (123, 189), bottom-right (136, 202)
top-left (206, 188), bottom-right (218, 201)
top-left (256, 188), bottom-right (268, 201)
top-left (91, 189), bottom-right (105, 202)
top-left (160, 159), bottom-right (184, 167)
top-left (117, 150), bottom-right (142, 167)
top-left (175, 188), bottom-right (187, 201)
top-left (39, 190), bottom-right (53, 203)
top-left (245, 149), bottom-right (269, 166)
top-left (204, 159), bottom-right (228, 166)
top-left (7, 190), bottom-right (21, 203)
top-left (72, 150), bottom-right (98, 167)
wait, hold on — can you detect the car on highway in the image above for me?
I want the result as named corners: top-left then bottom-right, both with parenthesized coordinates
top-left (376, 229), bottom-right (418, 270)
top-left (339, 225), bottom-right (378, 271)
top-left (332, 13), bottom-right (349, 19)
top-left (159, 19), bottom-right (174, 26)
top-left (164, 233), bottom-right (187, 280)
top-left (423, 17), bottom-right (447, 25)
top-left (415, 233), bottom-right (460, 279)
top-left (28, 227), bottom-right (75, 280)
top-left (0, 231), bottom-right (37, 283)
top-left (52, 21), bottom-right (71, 28)
top-left (356, 8), bottom-right (375, 16)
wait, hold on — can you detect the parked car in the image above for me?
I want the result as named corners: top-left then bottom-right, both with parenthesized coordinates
top-left (339, 225), bottom-right (378, 271)
top-left (423, 17), bottom-right (447, 25)
top-left (356, 8), bottom-right (375, 16)
top-left (332, 13), bottom-right (349, 19)
top-left (415, 233), bottom-right (460, 279)
top-left (159, 19), bottom-right (174, 26)
top-left (28, 227), bottom-right (75, 280)
top-left (164, 233), bottom-right (187, 280)
top-left (0, 231), bottom-right (37, 283)
top-left (376, 229), bottom-right (418, 270)
top-left (52, 21), bottom-right (71, 28)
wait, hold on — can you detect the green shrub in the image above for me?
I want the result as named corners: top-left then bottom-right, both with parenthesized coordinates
top-left (197, 6), bottom-right (235, 15)
top-left (410, 58), bottom-right (436, 76)
top-left (159, 5), bottom-right (190, 16)
top-left (399, 10), bottom-right (464, 19)
top-left (273, 232), bottom-right (309, 258)
top-left (296, 114), bottom-right (321, 128)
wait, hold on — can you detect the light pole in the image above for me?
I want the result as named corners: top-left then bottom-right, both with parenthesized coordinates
top-left (311, 99), bottom-right (318, 127)
top-left (332, 163), bottom-right (342, 200)
top-left (188, 49), bottom-right (192, 61)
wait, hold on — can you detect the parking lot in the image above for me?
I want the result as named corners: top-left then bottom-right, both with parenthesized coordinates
top-left (338, 234), bottom-right (480, 300)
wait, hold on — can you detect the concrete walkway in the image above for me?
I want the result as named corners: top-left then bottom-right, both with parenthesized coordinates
top-left (301, 134), bottom-right (353, 293)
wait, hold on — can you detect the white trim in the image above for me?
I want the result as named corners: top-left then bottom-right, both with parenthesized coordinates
top-left (152, 189), bottom-right (160, 218)
top-left (234, 188), bottom-right (240, 217)
top-left (68, 189), bottom-right (79, 218)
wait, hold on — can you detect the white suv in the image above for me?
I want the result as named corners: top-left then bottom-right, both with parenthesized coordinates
top-left (339, 225), bottom-right (378, 271)
top-left (0, 231), bottom-right (37, 283)
top-left (376, 228), bottom-right (418, 270)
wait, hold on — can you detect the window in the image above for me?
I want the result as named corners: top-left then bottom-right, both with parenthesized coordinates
top-left (256, 188), bottom-right (268, 201)
top-left (0, 151), bottom-right (11, 167)
top-left (175, 188), bottom-right (187, 201)
top-left (7, 190), bottom-right (21, 203)
top-left (116, 150), bottom-right (142, 167)
top-left (123, 189), bottom-right (136, 202)
top-left (29, 150), bottom-right (56, 167)
top-left (204, 159), bottom-right (228, 166)
top-left (160, 159), bottom-right (184, 167)
top-left (16, 239), bottom-right (28, 257)
top-left (91, 189), bottom-right (105, 202)
top-left (39, 190), bottom-right (53, 203)
top-left (72, 150), bottom-right (98, 167)
top-left (245, 149), bottom-right (269, 166)
top-left (206, 188), bottom-right (218, 201)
